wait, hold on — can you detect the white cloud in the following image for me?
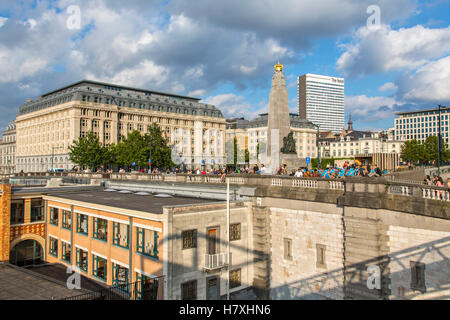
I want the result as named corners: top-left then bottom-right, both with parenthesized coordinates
top-left (0, 17), bottom-right (8, 28)
top-left (379, 82), bottom-right (397, 92)
top-left (345, 94), bottom-right (401, 120)
top-left (85, 60), bottom-right (168, 88)
top-left (397, 56), bottom-right (450, 103)
top-left (187, 89), bottom-right (206, 97)
top-left (337, 24), bottom-right (450, 77)
top-left (204, 93), bottom-right (265, 119)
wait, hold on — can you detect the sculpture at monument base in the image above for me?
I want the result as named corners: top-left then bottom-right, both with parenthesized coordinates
top-left (280, 132), bottom-right (296, 154)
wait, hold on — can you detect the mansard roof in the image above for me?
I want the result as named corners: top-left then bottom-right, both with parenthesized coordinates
top-left (17, 80), bottom-right (223, 118)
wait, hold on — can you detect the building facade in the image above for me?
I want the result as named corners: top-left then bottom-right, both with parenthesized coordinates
top-left (248, 113), bottom-right (318, 165)
top-left (225, 118), bottom-right (250, 166)
top-left (394, 106), bottom-right (450, 145)
top-left (298, 74), bottom-right (345, 133)
top-left (15, 80), bottom-right (226, 172)
top-left (0, 123), bottom-right (16, 174)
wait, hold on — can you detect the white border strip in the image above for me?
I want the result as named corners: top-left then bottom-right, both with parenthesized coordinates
top-left (111, 259), bottom-right (129, 269)
top-left (45, 198), bottom-right (163, 222)
top-left (73, 210), bottom-right (129, 225)
top-left (75, 244), bottom-right (88, 251)
top-left (92, 251), bottom-right (108, 260)
top-left (134, 268), bottom-right (157, 279)
top-left (49, 205), bottom-right (71, 212)
top-left (48, 234), bottom-right (58, 239)
top-left (133, 223), bottom-right (162, 233)
top-left (61, 238), bottom-right (71, 245)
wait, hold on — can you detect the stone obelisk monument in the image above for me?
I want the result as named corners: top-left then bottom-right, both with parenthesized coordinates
top-left (266, 62), bottom-right (291, 171)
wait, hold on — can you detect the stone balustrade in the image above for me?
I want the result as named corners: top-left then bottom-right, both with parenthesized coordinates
top-left (3, 172), bottom-right (450, 202)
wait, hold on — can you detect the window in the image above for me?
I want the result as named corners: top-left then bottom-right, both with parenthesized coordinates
top-left (230, 269), bottom-right (241, 289)
top-left (113, 222), bottom-right (129, 248)
top-left (316, 244), bottom-right (326, 268)
top-left (62, 242), bottom-right (71, 263)
top-left (112, 264), bottom-right (129, 288)
top-left (181, 280), bottom-right (197, 300)
top-left (93, 218), bottom-right (108, 242)
top-left (30, 200), bottom-right (43, 222)
top-left (49, 237), bottom-right (58, 257)
top-left (136, 273), bottom-right (159, 300)
top-left (230, 223), bottom-right (241, 241)
top-left (410, 261), bottom-right (426, 293)
top-left (93, 255), bottom-right (107, 281)
top-left (137, 228), bottom-right (159, 258)
top-left (284, 238), bottom-right (292, 260)
top-left (50, 207), bottom-right (59, 226)
top-left (182, 229), bottom-right (197, 249)
top-left (76, 248), bottom-right (88, 272)
top-left (77, 213), bottom-right (88, 235)
top-left (62, 210), bottom-right (72, 229)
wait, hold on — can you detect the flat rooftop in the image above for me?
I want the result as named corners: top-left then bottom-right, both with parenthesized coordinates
top-left (0, 263), bottom-right (97, 300)
top-left (47, 190), bottom-right (222, 214)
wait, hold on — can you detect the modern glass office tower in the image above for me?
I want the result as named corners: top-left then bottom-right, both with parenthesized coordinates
top-left (298, 74), bottom-right (345, 133)
top-left (394, 106), bottom-right (450, 145)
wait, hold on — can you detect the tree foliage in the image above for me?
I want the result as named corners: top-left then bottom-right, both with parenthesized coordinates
top-left (68, 124), bottom-right (176, 170)
top-left (68, 132), bottom-right (104, 169)
top-left (401, 136), bottom-right (450, 164)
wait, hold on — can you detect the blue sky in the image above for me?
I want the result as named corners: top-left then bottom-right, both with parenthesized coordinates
top-left (0, 0), bottom-right (449, 133)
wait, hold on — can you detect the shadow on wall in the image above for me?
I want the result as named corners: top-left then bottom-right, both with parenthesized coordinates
top-left (269, 236), bottom-right (450, 300)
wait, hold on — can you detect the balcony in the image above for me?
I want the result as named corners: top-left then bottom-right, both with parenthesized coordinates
top-left (203, 253), bottom-right (230, 271)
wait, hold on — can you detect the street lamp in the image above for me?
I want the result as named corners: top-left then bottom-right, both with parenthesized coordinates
top-left (51, 146), bottom-right (64, 172)
top-left (316, 125), bottom-right (321, 168)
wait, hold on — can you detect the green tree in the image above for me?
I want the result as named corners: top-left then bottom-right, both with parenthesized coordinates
top-left (256, 143), bottom-right (260, 161)
top-left (145, 123), bottom-right (176, 169)
top-left (102, 143), bottom-right (118, 168)
top-left (400, 139), bottom-right (425, 164)
top-left (116, 130), bottom-right (149, 167)
top-left (423, 135), bottom-right (450, 163)
top-left (68, 132), bottom-right (104, 170)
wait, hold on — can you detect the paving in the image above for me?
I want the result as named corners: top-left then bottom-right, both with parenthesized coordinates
top-left (0, 263), bottom-right (101, 300)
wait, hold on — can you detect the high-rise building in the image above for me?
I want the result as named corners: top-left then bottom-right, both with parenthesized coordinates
top-left (298, 74), bottom-right (345, 133)
top-left (394, 106), bottom-right (450, 145)
top-left (14, 80), bottom-right (226, 172)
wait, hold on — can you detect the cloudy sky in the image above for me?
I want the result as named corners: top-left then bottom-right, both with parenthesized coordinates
top-left (0, 0), bottom-right (449, 133)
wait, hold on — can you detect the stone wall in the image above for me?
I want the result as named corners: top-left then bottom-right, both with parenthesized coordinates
top-left (258, 185), bottom-right (450, 300)
top-left (266, 199), bottom-right (345, 300)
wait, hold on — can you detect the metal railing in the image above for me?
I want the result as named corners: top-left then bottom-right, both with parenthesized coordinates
top-left (61, 277), bottom-right (164, 300)
top-left (203, 253), bottom-right (230, 270)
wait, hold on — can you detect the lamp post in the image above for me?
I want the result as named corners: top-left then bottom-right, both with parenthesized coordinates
top-left (316, 125), bottom-right (321, 168)
top-left (51, 146), bottom-right (64, 172)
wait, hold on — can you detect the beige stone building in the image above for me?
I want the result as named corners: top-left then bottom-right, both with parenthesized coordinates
top-left (247, 113), bottom-right (318, 166)
top-left (0, 123), bottom-right (16, 174)
top-left (225, 118), bottom-right (249, 166)
top-left (15, 80), bottom-right (226, 172)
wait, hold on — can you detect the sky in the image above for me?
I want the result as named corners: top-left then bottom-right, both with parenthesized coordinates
top-left (0, 0), bottom-right (449, 134)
